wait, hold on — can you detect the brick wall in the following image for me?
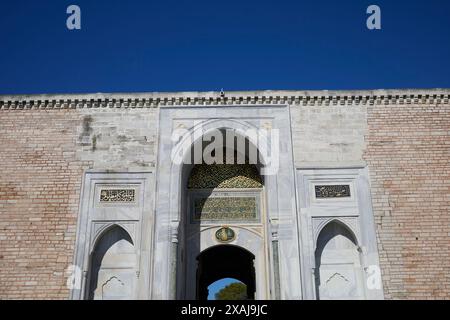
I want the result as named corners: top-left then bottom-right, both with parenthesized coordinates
top-left (364, 103), bottom-right (450, 299)
top-left (0, 109), bottom-right (90, 299)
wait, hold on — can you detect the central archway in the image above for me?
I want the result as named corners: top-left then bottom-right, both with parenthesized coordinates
top-left (197, 245), bottom-right (255, 300)
top-left (175, 126), bottom-right (271, 300)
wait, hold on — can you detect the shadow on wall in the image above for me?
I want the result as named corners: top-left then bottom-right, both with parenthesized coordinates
top-left (87, 225), bottom-right (135, 300)
top-left (314, 221), bottom-right (363, 300)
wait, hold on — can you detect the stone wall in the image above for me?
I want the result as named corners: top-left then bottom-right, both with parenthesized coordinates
top-left (0, 90), bottom-right (449, 299)
top-left (290, 98), bottom-right (450, 299)
top-left (290, 104), bottom-right (367, 167)
top-left (76, 108), bottom-right (158, 170)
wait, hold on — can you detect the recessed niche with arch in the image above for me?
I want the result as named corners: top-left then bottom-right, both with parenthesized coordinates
top-left (86, 225), bottom-right (137, 300)
top-left (176, 128), bottom-right (269, 300)
top-left (314, 220), bottom-right (365, 300)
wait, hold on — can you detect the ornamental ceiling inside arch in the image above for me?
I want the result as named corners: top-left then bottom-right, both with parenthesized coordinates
top-left (187, 163), bottom-right (263, 189)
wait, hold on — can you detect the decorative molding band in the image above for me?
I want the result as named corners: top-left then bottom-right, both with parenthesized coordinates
top-left (1, 90), bottom-right (449, 110)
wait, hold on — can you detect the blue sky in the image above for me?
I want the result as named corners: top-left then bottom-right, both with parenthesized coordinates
top-left (208, 278), bottom-right (243, 300)
top-left (0, 0), bottom-right (449, 94)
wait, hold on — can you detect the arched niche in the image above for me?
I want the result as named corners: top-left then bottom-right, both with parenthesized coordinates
top-left (155, 105), bottom-right (299, 300)
top-left (314, 220), bottom-right (365, 300)
top-left (86, 225), bottom-right (136, 300)
top-left (176, 124), bottom-right (269, 300)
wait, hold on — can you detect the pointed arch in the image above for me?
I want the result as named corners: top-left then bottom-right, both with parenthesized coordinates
top-left (314, 218), bottom-right (359, 251)
top-left (314, 220), bottom-right (364, 300)
top-left (90, 223), bottom-right (134, 254)
top-left (172, 118), bottom-right (270, 170)
top-left (86, 224), bottom-right (136, 300)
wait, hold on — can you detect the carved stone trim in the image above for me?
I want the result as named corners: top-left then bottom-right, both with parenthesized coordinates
top-left (100, 189), bottom-right (136, 203)
top-left (314, 185), bottom-right (351, 198)
top-left (188, 190), bottom-right (262, 224)
top-left (95, 185), bottom-right (139, 207)
top-left (1, 90), bottom-right (449, 109)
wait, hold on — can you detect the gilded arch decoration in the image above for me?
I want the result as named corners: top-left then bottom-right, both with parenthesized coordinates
top-left (188, 163), bottom-right (263, 189)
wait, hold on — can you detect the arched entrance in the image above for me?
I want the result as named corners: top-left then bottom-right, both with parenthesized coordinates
top-left (197, 245), bottom-right (255, 300)
top-left (153, 107), bottom-right (307, 299)
top-left (176, 128), bottom-right (271, 299)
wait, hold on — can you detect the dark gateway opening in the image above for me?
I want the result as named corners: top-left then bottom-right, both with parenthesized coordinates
top-left (196, 245), bottom-right (256, 300)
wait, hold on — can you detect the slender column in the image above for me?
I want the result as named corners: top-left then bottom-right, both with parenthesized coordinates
top-left (270, 219), bottom-right (281, 300)
top-left (169, 221), bottom-right (179, 300)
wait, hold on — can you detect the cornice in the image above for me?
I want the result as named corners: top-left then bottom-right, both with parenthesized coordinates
top-left (0, 89), bottom-right (449, 110)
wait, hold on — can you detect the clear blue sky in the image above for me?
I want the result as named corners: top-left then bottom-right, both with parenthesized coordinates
top-left (1, 0), bottom-right (449, 94)
top-left (208, 278), bottom-right (243, 300)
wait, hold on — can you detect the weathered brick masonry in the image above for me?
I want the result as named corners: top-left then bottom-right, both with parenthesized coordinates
top-left (0, 91), bottom-right (449, 299)
top-left (364, 103), bottom-right (450, 299)
top-left (0, 110), bottom-right (90, 299)
top-left (0, 105), bottom-right (157, 299)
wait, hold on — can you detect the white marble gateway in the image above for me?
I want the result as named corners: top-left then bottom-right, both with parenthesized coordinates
top-left (63, 91), bottom-right (392, 300)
